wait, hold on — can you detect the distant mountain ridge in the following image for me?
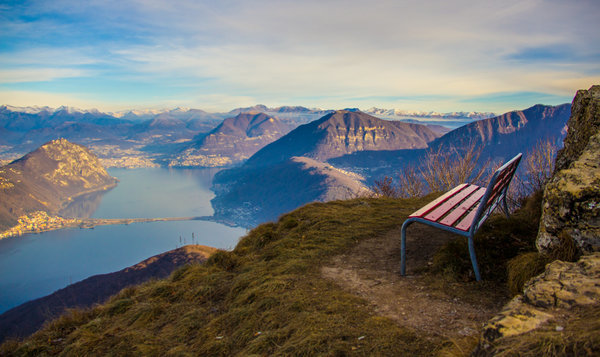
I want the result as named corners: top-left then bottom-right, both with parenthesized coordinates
top-left (365, 107), bottom-right (496, 120)
top-left (430, 103), bottom-right (571, 160)
top-left (212, 156), bottom-right (371, 226)
top-left (0, 139), bottom-right (117, 230)
top-left (169, 112), bottom-right (295, 167)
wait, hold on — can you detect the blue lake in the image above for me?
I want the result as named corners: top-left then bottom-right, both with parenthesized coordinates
top-left (0, 168), bottom-right (246, 314)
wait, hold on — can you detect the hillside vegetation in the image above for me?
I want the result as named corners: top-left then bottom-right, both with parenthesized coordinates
top-left (2, 192), bottom-right (547, 356)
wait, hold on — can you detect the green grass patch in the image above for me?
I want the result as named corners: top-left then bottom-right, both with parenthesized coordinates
top-left (2, 196), bottom-right (449, 356)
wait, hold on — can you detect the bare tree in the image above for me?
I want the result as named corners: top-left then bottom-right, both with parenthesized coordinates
top-left (373, 142), bottom-right (489, 199)
top-left (371, 176), bottom-right (400, 198)
top-left (420, 142), bottom-right (488, 193)
top-left (396, 164), bottom-right (425, 198)
top-left (511, 138), bottom-right (558, 203)
top-left (524, 139), bottom-right (557, 192)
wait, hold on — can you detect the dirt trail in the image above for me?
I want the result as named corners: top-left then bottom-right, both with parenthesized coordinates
top-left (322, 224), bottom-right (508, 340)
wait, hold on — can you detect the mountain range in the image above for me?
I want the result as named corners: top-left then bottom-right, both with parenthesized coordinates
top-left (0, 102), bottom-right (571, 229)
top-left (245, 110), bottom-right (441, 166)
top-left (213, 103), bottom-right (571, 226)
top-left (0, 104), bottom-right (489, 167)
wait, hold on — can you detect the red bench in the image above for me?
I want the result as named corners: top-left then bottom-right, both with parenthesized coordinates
top-left (400, 153), bottom-right (522, 281)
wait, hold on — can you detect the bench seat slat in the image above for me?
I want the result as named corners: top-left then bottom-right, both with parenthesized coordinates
top-left (439, 187), bottom-right (487, 227)
top-left (454, 203), bottom-right (482, 231)
top-left (408, 183), bottom-right (468, 218)
top-left (423, 184), bottom-right (480, 222)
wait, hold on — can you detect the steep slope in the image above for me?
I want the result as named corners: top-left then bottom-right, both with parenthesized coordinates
top-left (212, 156), bottom-right (371, 226)
top-left (0, 139), bottom-right (117, 230)
top-left (430, 103), bottom-right (571, 161)
top-left (0, 245), bottom-right (216, 343)
top-left (245, 110), bottom-right (440, 167)
top-left (169, 112), bottom-right (294, 167)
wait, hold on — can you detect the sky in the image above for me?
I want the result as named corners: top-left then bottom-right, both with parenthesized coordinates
top-left (0, 0), bottom-right (599, 113)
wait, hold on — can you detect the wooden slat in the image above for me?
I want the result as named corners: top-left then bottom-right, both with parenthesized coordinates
top-left (439, 187), bottom-right (486, 227)
top-left (424, 185), bottom-right (480, 222)
top-left (454, 202), bottom-right (481, 231)
top-left (409, 184), bottom-right (469, 218)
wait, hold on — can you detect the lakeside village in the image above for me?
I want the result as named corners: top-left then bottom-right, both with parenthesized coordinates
top-left (0, 211), bottom-right (79, 240)
top-left (0, 211), bottom-right (204, 240)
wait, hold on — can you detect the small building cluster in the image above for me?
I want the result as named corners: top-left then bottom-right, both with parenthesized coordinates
top-left (0, 211), bottom-right (79, 239)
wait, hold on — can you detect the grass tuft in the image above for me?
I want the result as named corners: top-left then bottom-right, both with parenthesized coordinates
top-left (506, 252), bottom-right (549, 296)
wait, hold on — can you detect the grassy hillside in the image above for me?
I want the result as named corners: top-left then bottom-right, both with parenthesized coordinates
top-left (2, 196), bottom-right (448, 355)
top-left (1, 193), bottom-right (546, 356)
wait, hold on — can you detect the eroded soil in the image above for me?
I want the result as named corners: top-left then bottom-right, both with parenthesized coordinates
top-left (322, 224), bottom-right (509, 340)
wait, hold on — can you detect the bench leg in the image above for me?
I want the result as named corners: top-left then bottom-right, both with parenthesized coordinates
top-left (467, 234), bottom-right (482, 281)
top-left (400, 219), bottom-right (414, 276)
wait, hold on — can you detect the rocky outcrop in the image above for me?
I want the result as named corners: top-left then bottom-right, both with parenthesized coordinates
top-left (536, 86), bottom-right (600, 254)
top-left (476, 253), bottom-right (600, 354)
top-left (475, 86), bottom-right (600, 355)
top-left (554, 86), bottom-right (600, 172)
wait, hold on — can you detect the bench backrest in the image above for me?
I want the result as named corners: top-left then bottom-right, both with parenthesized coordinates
top-left (469, 153), bottom-right (522, 233)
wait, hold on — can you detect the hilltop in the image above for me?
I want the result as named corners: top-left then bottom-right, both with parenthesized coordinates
top-left (0, 139), bottom-right (117, 231)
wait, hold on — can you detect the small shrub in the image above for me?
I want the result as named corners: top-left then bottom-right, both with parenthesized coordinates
top-left (396, 164), bottom-right (425, 198)
top-left (371, 176), bottom-right (400, 198)
top-left (206, 250), bottom-right (239, 271)
top-left (507, 252), bottom-right (549, 295)
top-left (105, 298), bottom-right (134, 317)
top-left (548, 231), bottom-right (580, 262)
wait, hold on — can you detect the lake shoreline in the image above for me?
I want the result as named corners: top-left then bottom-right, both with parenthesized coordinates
top-left (0, 214), bottom-right (242, 241)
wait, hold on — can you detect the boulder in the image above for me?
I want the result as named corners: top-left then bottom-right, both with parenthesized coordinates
top-left (536, 85), bottom-right (600, 255)
top-left (476, 253), bottom-right (600, 354)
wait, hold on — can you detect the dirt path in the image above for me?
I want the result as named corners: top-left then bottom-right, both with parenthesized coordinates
top-left (321, 224), bottom-right (508, 340)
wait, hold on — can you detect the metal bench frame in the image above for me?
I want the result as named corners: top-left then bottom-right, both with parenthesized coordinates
top-left (400, 153), bottom-right (522, 281)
